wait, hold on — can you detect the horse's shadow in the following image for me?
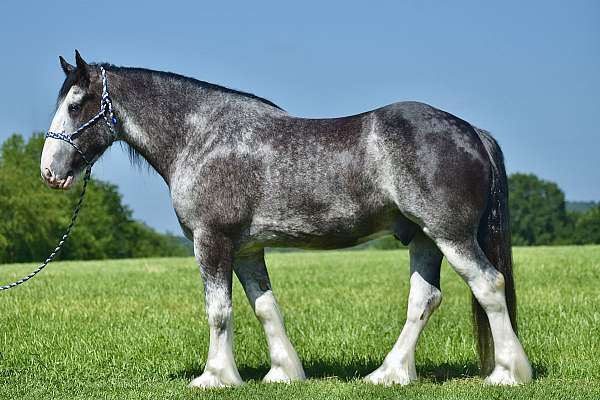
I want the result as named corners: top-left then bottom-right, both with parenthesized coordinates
top-left (170, 360), bottom-right (547, 383)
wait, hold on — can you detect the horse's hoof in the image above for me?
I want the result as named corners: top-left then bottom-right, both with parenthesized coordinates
top-left (364, 365), bottom-right (415, 386)
top-left (188, 371), bottom-right (243, 389)
top-left (485, 348), bottom-right (533, 385)
top-left (485, 364), bottom-right (532, 385)
top-left (263, 365), bottom-right (305, 383)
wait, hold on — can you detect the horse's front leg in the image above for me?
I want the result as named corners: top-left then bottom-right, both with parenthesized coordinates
top-left (189, 231), bottom-right (243, 389)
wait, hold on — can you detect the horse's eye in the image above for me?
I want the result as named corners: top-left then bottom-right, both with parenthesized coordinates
top-left (68, 104), bottom-right (81, 112)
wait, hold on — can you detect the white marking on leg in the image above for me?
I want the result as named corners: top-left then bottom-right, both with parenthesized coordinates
top-left (365, 272), bottom-right (442, 385)
top-left (189, 283), bottom-right (242, 388)
top-left (437, 240), bottom-right (532, 385)
top-left (253, 290), bottom-right (305, 382)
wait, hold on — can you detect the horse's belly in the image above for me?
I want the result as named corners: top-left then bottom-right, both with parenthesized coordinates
top-left (243, 205), bottom-right (403, 250)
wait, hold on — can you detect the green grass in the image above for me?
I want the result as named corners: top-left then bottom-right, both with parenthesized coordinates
top-left (1, 246), bottom-right (599, 399)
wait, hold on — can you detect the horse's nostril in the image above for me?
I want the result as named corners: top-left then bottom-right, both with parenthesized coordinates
top-left (43, 168), bottom-right (55, 183)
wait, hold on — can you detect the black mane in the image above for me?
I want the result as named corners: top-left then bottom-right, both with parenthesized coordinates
top-left (58, 63), bottom-right (283, 111)
top-left (102, 63), bottom-right (283, 110)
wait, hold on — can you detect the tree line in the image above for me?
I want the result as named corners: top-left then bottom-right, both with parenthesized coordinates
top-left (509, 173), bottom-right (599, 245)
top-left (0, 133), bottom-right (190, 264)
top-left (1, 133), bottom-right (599, 263)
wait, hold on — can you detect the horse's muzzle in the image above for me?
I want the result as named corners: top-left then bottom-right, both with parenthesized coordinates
top-left (42, 167), bottom-right (75, 190)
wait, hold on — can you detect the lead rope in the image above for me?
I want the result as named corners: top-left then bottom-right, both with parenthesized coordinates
top-left (0, 165), bottom-right (92, 291)
top-left (1, 66), bottom-right (116, 292)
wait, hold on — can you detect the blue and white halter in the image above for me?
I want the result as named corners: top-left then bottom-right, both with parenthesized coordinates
top-left (45, 66), bottom-right (118, 165)
top-left (0, 67), bottom-right (119, 292)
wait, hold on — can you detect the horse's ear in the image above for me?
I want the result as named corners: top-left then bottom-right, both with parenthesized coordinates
top-left (74, 49), bottom-right (90, 86)
top-left (75, 49), bottom-right (88, 69)
top-left (59, 56), bottom-right (74, 76)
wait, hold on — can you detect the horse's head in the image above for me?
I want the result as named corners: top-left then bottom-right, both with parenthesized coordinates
top-left (41, 51), bottom-right (114, 190)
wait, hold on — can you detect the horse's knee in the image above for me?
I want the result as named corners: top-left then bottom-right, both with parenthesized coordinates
top-left (406, 272), bottom-right (442, 322)
top-left (205, 284), bottom-right (233, 329)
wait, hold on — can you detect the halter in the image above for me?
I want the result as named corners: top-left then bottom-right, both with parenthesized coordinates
top-left (1, 67), bottom-right (118, 292)
top-left (45, 66), bottom-right (118, 164)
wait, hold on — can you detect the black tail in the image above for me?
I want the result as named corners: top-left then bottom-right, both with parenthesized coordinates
top-left (474, 128), bottom-right (517, 376)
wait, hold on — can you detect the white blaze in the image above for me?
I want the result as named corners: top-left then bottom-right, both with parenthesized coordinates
top-left (40, 86), bottom-right (85, 176)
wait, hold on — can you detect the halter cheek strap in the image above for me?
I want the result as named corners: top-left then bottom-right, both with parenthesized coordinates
top-left (1, 68), bottom-right (118, 292)
top-left (45, 66), bottom-right (118, 165)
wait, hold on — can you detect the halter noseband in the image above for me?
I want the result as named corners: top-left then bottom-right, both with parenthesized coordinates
top-left (45, 66), bottom-right (118, 165)
top-left (1, 67), bottom-right (119, 292)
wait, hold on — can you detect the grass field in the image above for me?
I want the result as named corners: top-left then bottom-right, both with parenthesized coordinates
top-left (1, 246), bottom-right (599, 399)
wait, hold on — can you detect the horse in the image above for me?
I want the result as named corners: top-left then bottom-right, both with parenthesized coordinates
top-left (40, 51), bottom-right (532, 388)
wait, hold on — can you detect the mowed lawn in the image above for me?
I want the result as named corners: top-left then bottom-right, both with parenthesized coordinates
top-left (0, 246), bottom-right (599, 400)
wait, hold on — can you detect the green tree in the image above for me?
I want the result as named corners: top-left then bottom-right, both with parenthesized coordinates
top-left (0, 133), bottom-right (190, 263)
top-left (0, 134), bottom-right (69, 262)
top-left (572, 205), bottom-right (600, 244)
top-left (508, 173), bottom-right (569, 245)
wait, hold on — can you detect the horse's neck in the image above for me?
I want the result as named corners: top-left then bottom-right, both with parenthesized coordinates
top-left (110, 71), bottom-right (200, 184)
top-left (108, 68), bottom-right (285, 184)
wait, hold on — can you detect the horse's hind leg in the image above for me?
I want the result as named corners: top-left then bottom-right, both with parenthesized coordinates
top-left (234, 249), bottom-right (305, 383)
top-left (365, 230), bottom-right (442, 385)
top-left (434, 236), bottom-right (532, 384)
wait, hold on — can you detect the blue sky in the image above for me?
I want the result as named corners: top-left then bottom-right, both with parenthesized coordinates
top-left (0, 1), bottom-right (598, 233)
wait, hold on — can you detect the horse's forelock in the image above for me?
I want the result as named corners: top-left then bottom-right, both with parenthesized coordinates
top-left (56, 63), bottom-right (104, 108)
top-left (56, 71), bottom-right (79, 107)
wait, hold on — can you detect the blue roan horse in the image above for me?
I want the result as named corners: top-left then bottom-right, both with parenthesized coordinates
top-left (41, 52), bottom-right (532, 388)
